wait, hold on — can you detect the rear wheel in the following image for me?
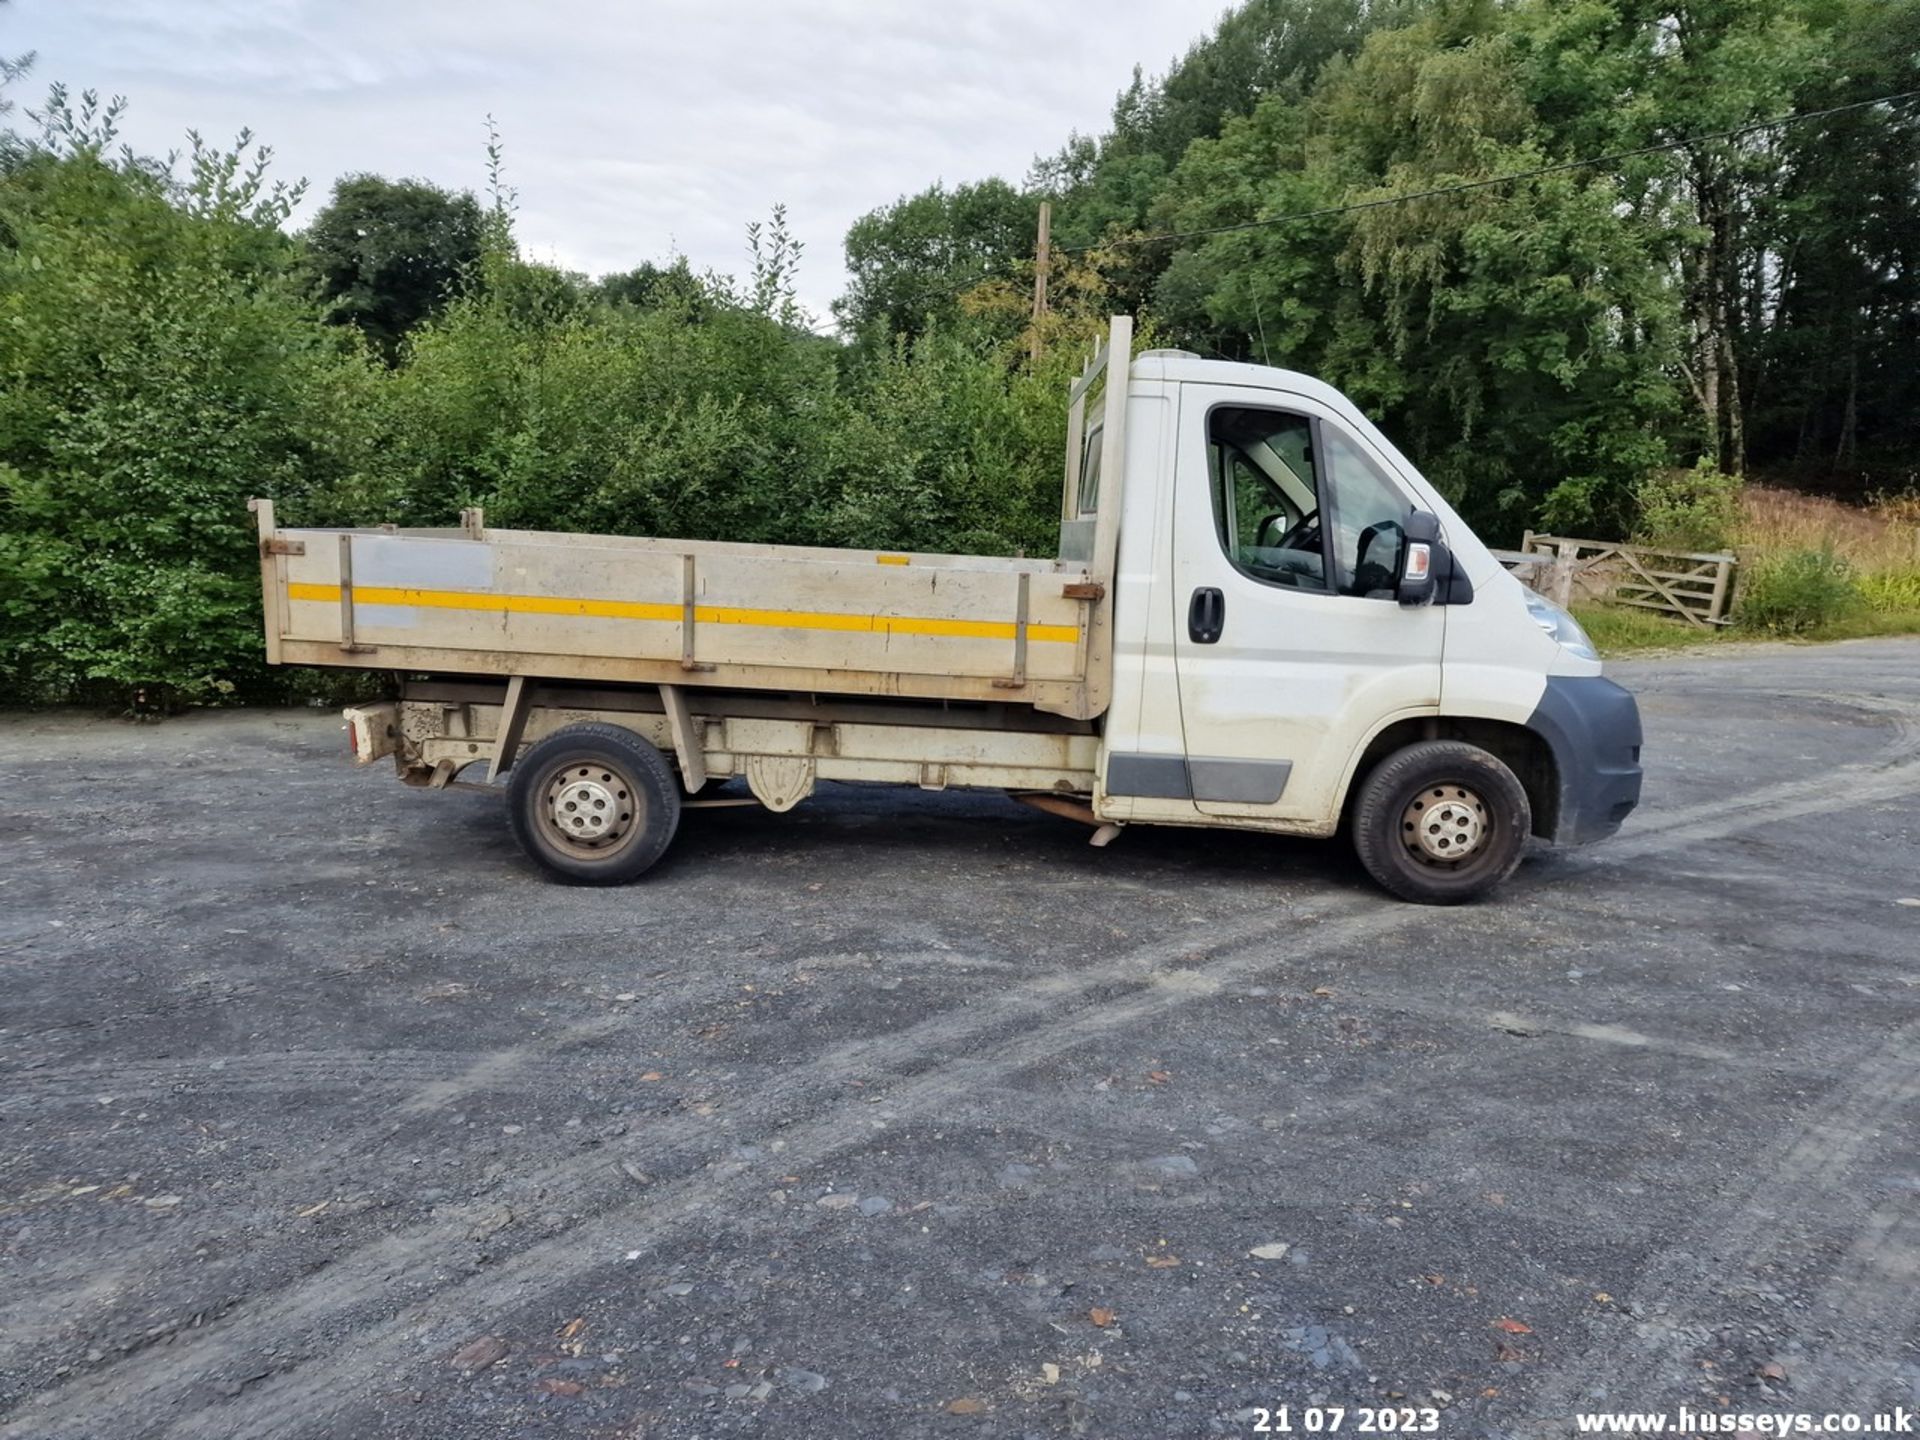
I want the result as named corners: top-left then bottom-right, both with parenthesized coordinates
top-left (507, 723), bottom-right (681, 885)
top-left (1351, 740), bottom-right (1530, 904)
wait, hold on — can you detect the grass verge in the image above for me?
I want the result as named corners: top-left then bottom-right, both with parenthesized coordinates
top-left (1574, 603), bottom-right (1920, 656)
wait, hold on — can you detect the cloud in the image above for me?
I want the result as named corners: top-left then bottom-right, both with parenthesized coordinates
top-left (9, 0), bottom-right (1220, 316)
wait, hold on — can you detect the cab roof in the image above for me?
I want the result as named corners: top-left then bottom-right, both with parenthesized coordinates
top-left (1128, 351), bottom-right (1365, 422)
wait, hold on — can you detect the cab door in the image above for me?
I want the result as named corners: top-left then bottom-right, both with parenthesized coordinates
top-left (1170, 384), bottom-right (1444, 825)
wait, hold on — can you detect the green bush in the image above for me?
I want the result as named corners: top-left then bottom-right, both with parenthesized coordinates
top-left (1633, 463), bottom-right (1741, 553)
top-left (0, 128), bottom-right (1086, 707)
top-left (371, 275), bottom-right (1075, 560)
top-left (1734, 547), bottom-right (1862, 633)
top-left (1857, 569), bottom-right (1920, 613)
top-left (0, 147), bottom-right (381, 707)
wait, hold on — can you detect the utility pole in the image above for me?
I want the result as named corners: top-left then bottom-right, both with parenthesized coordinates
top-left (1029, 200), bottom-right (1051, 364)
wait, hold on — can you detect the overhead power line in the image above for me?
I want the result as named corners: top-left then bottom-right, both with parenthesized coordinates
top-left (827, 86), bottom-right (1920, 332)
top-left (1051, 87), bottom-right (1920, 255)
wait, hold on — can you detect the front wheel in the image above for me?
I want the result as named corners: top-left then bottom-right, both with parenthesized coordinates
top-left (1351, 740), bottom-right (1530, 904)
top-left (507, 723), bottom-right (682, 885)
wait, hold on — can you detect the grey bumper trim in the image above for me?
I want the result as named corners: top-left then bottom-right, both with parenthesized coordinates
top-left (1106, 753), bottom-right (1293, 805)
top-left (1525, 676), bottom-right (1643, 845)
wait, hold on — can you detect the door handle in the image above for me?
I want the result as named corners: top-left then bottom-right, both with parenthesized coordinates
top-left (1188, 586), bottom-right (1224, 644)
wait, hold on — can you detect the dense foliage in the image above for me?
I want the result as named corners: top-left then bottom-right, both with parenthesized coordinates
top-left (1, 0), bottom-right (1917, 705)
top-left (0, 88), bottom-right (1092, 703)
top-left (0, 97), bottom-right (378, 704)
top-left (304, 174), bottom-right (483, 359)
top-left (852, 0), bottom-right (1920, 531)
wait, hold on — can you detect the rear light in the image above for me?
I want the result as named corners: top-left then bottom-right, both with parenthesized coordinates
top-left (341, 703), bottom-right (401, 764)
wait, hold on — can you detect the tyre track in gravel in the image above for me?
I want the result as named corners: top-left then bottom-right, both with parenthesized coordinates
top-left (2, 1051), bottom-right (576, 1115)
top-left (1, 683), bottom-right (1903, 1063)
top-left (0, 902), bottom-right (1173, 1374)
top-left (11, 733), bottom-right (1904, 1440)
top-left (0, 1012), bottom-right (634, 1372)
top-left (1596, 688), bottom-right (1919, 851)
top-left (1512, 686), bottom-right (1920, 1420)
top-left (180, 899), bottom-right (1416, 1440)
top-left (1522, 1018), bottom-right (1920, 1427)
top-left (0, 884), bottom-right (1388, 1440)
top-left (181, 740), bottom-right (1920, 1440)
top-left (0, 899), bottom-right (945, 1366)
top-left (188, 724), bottom-right (1920, 1440)
top-left (1575, 755), bottom-right (1920, 870)
top-left (0, 861), bottom-right (1117, 1064)
top-left (0, 919), bottom-right (690, 1060)
top-left (3, 1018), bottom-right (688, 1115)
top-left (954, 1080), bottom-right (1736, 1242)
top-left (12, 730), bottom-right (1919, 1440)
top-left (1788, 1207), bottom-right (1920, 1408)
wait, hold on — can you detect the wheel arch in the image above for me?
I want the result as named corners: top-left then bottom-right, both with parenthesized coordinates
top-left (1340, 714), bottom-right (1560, 841)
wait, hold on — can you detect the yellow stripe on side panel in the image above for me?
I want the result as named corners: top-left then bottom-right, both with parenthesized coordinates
top-left (290, 583), bottom-right (681, 623)
top-left (286, 583), bottom-right (1079, 643)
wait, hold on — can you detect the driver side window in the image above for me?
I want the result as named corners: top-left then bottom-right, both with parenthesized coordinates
top-left (1208, 406), bottom-right (1327, 592)
top-left (1323, 428), bottom-right (1411, 599)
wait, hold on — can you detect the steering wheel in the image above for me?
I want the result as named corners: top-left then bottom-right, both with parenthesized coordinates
top-left (1256, 511), bottom-right (1319, 554)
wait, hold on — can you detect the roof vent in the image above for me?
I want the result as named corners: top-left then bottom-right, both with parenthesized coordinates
top-left (1137, 348), bottom-right (1201, 360)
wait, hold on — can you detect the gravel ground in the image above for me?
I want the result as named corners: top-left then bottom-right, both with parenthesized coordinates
top-left (2, 639), bottom-right (1917, 1440)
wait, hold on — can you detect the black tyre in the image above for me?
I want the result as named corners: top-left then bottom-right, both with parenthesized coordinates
top-left (1351, 740), bottom-right (1530, 904)
top-left (507, 723), bottom-right (682, 885)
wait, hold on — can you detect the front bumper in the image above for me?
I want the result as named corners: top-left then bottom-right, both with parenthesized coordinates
top-left (1526, 676), bottom-right (1643, 845)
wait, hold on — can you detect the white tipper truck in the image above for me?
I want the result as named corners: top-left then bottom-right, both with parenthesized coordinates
top-left (250, 316), bottom-right (1642, 903)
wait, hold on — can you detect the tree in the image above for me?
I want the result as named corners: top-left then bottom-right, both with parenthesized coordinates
top-left (1028, 0), bottom-right (1415, 313)
top-left (835, 179), bottom-right (1038, 339)
top-left (0, 47), bottom-right (31, 170)
top-left (831, 0), bottom-right (1416, 347)
top-left (0, 24), bottom-right (30, 124)
top-left (1744, 0), bottom-right (1920, 488)
top-left (1150, 1), bottom-right (1683, 537)
top-left (1632, 0), bottom-right (1819, 475)
top-left (302, 174), bottom-right (483, 359)
top-left (746, 203), bottom-right (805, 326)
top-left (593, 257), bottom-right (712, 316)
top-left (0, 123), bottom-right (377, 705)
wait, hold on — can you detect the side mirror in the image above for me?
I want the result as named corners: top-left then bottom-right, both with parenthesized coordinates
top-left (1397, 511), bottom-right (1442, 606)
top-left (1397, 511), bottom-right (1475, 606)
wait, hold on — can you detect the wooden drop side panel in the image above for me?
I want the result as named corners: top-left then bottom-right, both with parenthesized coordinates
top-left (253, 318), bottom-right (1136, 719)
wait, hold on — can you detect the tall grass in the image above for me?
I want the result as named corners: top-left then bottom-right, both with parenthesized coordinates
top-left (1575, 485), bottom-right (1920, 654)
top-left (1732, 487), bottom-right (1920, 625)
top-left (1736, 487), bottom-right (1920, 600)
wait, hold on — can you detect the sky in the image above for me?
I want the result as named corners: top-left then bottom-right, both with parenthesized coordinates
top-left (5, 0), bottom-right (1226, 320)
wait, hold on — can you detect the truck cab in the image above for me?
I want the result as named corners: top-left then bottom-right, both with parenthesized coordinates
top-left (1079, 344), bottom-right (1642, 898)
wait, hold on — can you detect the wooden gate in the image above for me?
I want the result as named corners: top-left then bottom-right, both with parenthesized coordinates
top-left (1495, 534), bottom-right (1736, 629)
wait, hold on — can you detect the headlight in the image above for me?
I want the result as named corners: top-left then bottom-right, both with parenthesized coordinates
top-left (1524, 589), bottom-right (1600, 663)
